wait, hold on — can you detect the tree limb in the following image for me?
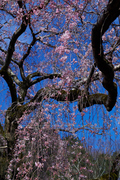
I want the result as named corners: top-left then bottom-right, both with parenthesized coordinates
top-left (0, 70), bottom-right (17, 104)
top-left (91, 0), bottom-right (120, 111)
top-left (2, 9), bottom-right (28, 71)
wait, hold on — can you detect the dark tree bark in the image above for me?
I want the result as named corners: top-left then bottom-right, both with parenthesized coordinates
top-left (91, 0), bottom-right (120, 111)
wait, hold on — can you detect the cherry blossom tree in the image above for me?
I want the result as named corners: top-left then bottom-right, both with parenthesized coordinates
top-left (0, 0), bottom-right (120, 179)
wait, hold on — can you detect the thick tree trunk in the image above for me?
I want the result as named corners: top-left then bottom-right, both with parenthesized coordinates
top-left (0, 105), bottom-right (21, 179)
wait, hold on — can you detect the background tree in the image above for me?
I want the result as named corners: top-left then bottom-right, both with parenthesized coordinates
top-left (0, 0), bottom-right (120, 179)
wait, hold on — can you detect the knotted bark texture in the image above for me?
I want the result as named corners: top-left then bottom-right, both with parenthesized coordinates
top-left (91, 0), bottom-right (120, 111)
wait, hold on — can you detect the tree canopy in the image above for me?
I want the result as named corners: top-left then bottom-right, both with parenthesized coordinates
top-left (0, 0), bottom-right (120, 179)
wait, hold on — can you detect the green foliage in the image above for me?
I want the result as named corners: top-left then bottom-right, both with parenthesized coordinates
top-left (91, 153), bottom-right (111, 178)
top-left (91, 153), bottom-right (120, 180)
top-left (61, 136), bottom-right (94, 179)
top-left (91, 172), bottom-right (118, 180)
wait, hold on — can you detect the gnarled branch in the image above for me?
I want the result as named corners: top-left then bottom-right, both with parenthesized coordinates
top-left (91, 0), bottom-right (120, 111)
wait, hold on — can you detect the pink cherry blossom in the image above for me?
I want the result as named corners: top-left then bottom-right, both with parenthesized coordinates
top-left (59, 30), bottom-right (71, 42)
